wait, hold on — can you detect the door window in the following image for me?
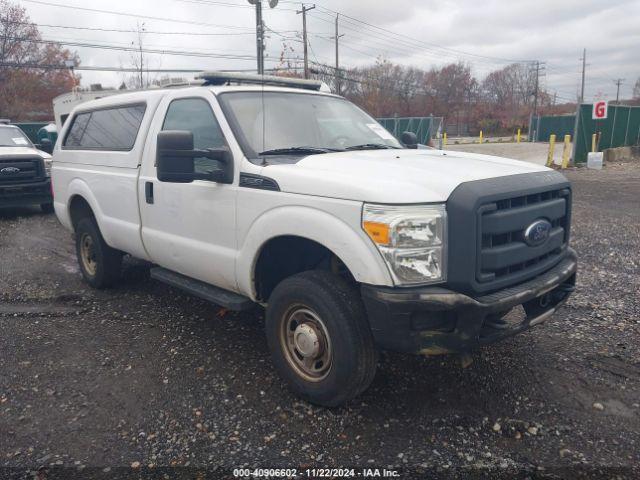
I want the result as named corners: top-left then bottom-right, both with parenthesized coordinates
top-left (162, 98), bottom-right (226, 175)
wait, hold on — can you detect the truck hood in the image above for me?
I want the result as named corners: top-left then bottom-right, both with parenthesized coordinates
top-left (262, 149), bottom-right (549, 203)
top-left (0, 146), bottom-right (51, 159)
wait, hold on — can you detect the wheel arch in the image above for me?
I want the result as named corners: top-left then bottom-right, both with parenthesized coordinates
top-left (236, 206), bottom-right (393, 301)
top-left (65, 179), bottom-right (112, 243)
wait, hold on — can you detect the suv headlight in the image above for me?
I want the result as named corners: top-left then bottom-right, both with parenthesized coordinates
top-left (363, 203), bottom-right (447, 285)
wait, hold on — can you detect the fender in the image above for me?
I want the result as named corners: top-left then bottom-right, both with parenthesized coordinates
top-left (236, 205), bottom-right (394, 300)
top-left (63, 177), bottom-right (150, 261)
top-left (65, 178), bottom-right (108, 237)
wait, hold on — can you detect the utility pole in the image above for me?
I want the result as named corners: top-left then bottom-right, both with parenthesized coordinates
top-left (138, 25), bottom-right (144, 88)
top-left (334, 13), bottom-right (345, 94)
top-left (248, 0), bottom-right (278, 75)
top-left (579, 48), bottom-right (586, 104)
top-left (569, 48), bottom-right (587, 167)
top-left (296, 3), bottom-right (315, 79)
top-left (530, 61), bottom-right (545, 141)
top-left (532, 61), bottom-right (540, 118)
top-left (614, 78), bottom-right (624, 104)
top-left (253, 0), bottom-right (264, 74)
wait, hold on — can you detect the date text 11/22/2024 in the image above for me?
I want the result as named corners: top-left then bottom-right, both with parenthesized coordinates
top-left (233, 468), bottom-right (401, 478)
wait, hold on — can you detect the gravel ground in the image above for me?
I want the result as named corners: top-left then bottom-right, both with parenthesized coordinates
top-left (1, 163), bottom-right (639, 479)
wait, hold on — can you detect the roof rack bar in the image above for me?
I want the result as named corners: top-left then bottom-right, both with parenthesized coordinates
top-left (196, 71), bottom-right (323, 91)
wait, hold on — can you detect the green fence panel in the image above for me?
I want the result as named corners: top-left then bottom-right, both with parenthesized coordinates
top-left (11, 122), bottom-right (50, 144)
top-left (529, 115), bottom-right (575, 142)
top-left (377, 117), bottom-right (442, 144)
top-left (574, 104), bottom-right (640, 163)
top-left (627, 107), bottom-right (640, 146)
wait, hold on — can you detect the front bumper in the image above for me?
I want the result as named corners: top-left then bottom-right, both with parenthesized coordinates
top-left (0, 179), bottom-right (52, 208)
top-left (361, 249), bottom-right (577, 355)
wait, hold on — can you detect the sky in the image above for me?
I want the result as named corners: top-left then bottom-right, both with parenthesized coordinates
top-left (18, 0), bottom-right (640, 102)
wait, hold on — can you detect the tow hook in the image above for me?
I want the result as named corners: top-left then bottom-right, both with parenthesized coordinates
top-left (539, 293), bottom-right (551, 308)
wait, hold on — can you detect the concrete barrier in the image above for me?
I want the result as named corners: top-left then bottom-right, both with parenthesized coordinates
top-left (603, 146), bottom-right (640, 163)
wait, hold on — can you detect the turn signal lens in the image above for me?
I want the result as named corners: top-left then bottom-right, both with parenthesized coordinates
top-left (363, 221), bottom-right (390, 245)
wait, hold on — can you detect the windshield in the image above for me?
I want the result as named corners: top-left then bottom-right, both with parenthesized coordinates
top-left (217, 91), bottom-right (401, 161)
top-left (0, 127), bottom-right (32, 147)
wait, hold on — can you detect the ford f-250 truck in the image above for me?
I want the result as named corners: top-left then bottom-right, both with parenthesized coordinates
top-left (52, 72), bottom-right (577, 406)
top-left (0, 124), bottom-right (53, 212)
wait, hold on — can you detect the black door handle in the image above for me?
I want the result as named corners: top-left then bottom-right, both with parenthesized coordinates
top-left (145, 181), bottom-right (154, 204)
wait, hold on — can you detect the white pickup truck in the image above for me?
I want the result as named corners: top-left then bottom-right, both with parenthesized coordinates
top-left (52, 72), bottom-right (577, 406)
top-left (0, 124), bottom-right (53, 212)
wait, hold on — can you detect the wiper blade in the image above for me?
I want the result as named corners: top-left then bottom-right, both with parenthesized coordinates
top-left (259, 146), bottom-right (341, 156)
top-left (344, 143), bottom-right (399, 150)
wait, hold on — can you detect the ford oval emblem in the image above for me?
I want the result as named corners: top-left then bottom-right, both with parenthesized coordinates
top-left (524, 219), bottom-right (552, 247)
top-left (1, 166), bottom-right (20, 174)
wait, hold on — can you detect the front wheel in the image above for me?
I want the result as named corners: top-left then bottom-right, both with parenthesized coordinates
top-left (265, 270), bottom-right (378, 407)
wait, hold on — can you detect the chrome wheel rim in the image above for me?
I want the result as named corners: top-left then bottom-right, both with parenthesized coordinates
top-left (280, 305), bottom-right (332, 382)
top-left (80, 233), bottom-right (97, 276)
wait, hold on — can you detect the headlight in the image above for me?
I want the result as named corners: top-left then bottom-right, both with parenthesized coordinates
top-left (43, 158), bottom-right (52, 177)
top-left (363, 204), bottom-right (446, 285)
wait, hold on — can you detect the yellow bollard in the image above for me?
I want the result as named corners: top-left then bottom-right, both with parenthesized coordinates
top-left (546, 134), bottom-right (556, 167)
top-left (479, 131), bottom-right (483, 144)
top-left (591, 133), bottom-right (597, 152)
top-left (561, 134), bottom-right (571, 169)
top-left (517, 128), bottom-right (521, 143)
top-left (443, 132), bottom-right (447, 148)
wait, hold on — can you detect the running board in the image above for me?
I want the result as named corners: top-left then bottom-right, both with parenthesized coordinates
top-left (150, 267), bottom-right (254, 311)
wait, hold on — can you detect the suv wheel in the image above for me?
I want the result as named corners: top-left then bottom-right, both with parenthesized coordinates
top-left (266, 270), bottom-right (377, 407)
top-left (75, 217), bottom-right (122, 288)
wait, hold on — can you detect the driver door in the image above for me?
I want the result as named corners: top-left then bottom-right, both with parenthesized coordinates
top-left (139, 92), bottom-right (238, 292)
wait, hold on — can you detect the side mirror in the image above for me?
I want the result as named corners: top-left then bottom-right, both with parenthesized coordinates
top-left (39, 138), bottom-right (53, 154)
top-left (156, 130), bottom-right (233, 184)
top-left (401, 131), bottom-right (418, 149)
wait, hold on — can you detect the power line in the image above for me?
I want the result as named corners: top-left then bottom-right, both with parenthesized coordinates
top-left (19, 0), bottom-right (256, 31)
top-left (312, 4), bottom-right (535, 65)
top-left (3, 35), bottom-right (299, 62)
top-left (175, 0), bottom-right (298, 12)
top-left (0, 61), bottom-right (287, 73)
top-left (309, 9), bottom-right (531, 73)
top-left (4, 20), bottom-right (258, 36)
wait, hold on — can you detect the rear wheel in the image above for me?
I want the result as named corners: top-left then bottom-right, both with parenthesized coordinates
top-left (266, 270), bottom-right (377, 407)
top-left (75, 217), bottom-right (122, 288)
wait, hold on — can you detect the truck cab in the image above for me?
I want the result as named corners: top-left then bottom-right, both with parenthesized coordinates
top-left (52, 72), bottom-right (577, 406)
top-left (0, 124), bottom-right (53, 212)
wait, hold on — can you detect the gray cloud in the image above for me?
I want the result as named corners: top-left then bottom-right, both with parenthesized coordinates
top-left (20, 0), bottom-right (640, 100)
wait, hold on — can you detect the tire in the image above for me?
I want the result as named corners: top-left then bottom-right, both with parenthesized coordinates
top-left (75, 217), bottom-right (122, 289)
top-left (41, 203), bottom-right (54, 214)
top-left (265, 270), bottom-right (378, 407)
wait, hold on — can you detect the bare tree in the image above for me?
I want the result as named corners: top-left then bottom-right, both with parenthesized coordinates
top-left (120, 22), bottom-right (161, 89)
top-left (1, 0), bottom-right (79, 120)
